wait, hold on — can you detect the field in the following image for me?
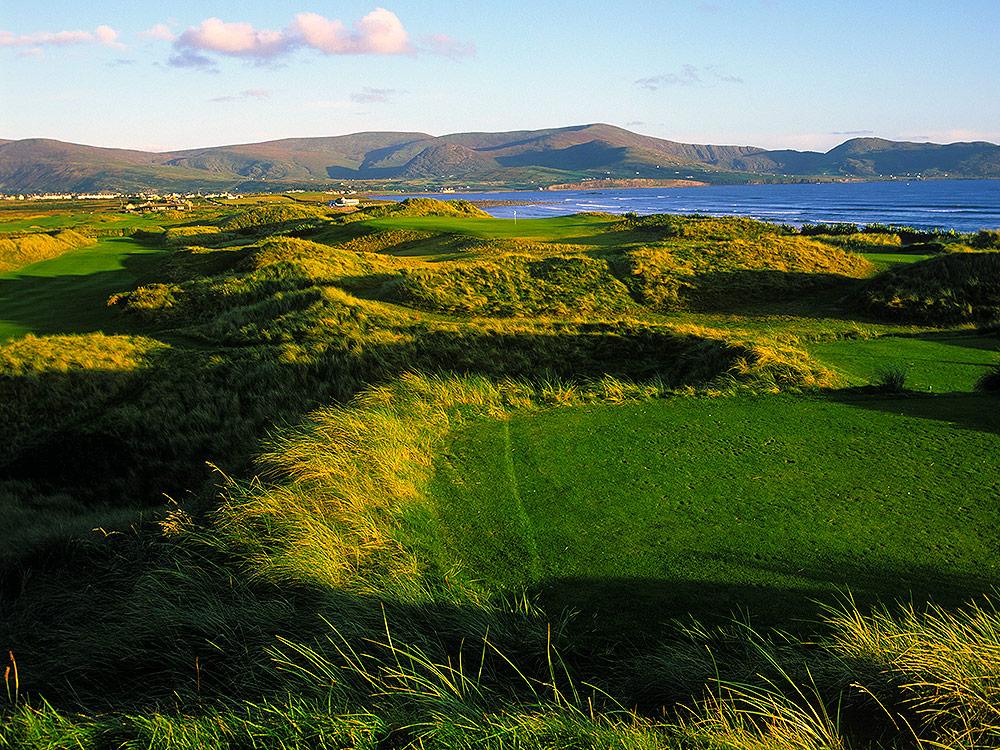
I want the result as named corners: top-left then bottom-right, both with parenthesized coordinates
top-left (430, 393), bottom-right (1000, 635)
top-left (0, 236), bottom-right (164, 339)
top-left (0, 197), bottom-right (998, 749)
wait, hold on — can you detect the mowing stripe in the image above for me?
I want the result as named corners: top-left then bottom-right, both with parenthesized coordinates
top-left (502, 419), bottom-right (543, 578)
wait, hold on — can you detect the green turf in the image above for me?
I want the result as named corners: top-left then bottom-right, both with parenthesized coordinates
top-left (0, 211), bottom-right (164, 234)
top-left (428, 394), bottom-right (1000, 635)
top-left (0, 236), bottom-right (165, 340)
top-left (861, 251), bottom-right (934, 269)
top-left (365, 214), bottom-right (618, 243)
top-left (809, 333), bottom-right (1000, 392)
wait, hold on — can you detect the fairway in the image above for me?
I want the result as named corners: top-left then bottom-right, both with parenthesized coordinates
top-left (428, 394), bottom-right (1000, 634)
top-left (810, 333), bottom-right (1000, 392)
top-left (366, 213), bottom-right (618, 242)
top-left (0, 236), bottom-right (164, 340)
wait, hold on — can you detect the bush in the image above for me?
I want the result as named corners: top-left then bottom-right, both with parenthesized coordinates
top-left (976, 364), bottom-right (1000, 392)
top-left (874, 365), bottom-right (908, 392)
top-left (970, 229), bottom-right (1000, 250)
top-left (800, 222), bottom-right (859, 236)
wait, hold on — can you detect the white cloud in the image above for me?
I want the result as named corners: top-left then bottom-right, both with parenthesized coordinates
top-left (350, 86), bottom-right (402, 104)
top-left (163, 8), bottom-right (470, 67)
top-left (297, 7), bottom-right (410, 55)
top-left (636, 65), bottom-right (744, 90)
top-left (175, 18), bottom-right (292, 60)
top-left (209, 88), bottom-right (271, 103)
top-left (0, 24), bottom-right (124, 51)
top-left (420, 33), bottom-right (475, 59)
top-left (139, 24), bottom-right (177, 42)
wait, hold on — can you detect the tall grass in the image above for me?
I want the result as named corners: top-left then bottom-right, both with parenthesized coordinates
top-left (857, 251), bottom-right (1000, 323)
top-left (0, 229), bottom-right (95, 272)
top-left (823, 595), bottom-right (1000, 746)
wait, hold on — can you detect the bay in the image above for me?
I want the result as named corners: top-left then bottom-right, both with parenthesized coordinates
top-left (395, 179), bottom-right (1000, 231)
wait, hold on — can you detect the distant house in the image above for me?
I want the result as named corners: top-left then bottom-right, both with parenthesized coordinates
top-left (330, 197), bottom-right (360, 207)
top-left (125, 200), bottom-right (191, 213)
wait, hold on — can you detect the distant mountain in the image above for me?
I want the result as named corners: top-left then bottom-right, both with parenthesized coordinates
top-left (1, 125), bottom-right (999, 193)
top-left (724, 137), bottom-right (1000, 177)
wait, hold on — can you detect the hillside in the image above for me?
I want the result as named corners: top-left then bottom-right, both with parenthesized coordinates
top-left (1, 125), bottom-right (999, 193)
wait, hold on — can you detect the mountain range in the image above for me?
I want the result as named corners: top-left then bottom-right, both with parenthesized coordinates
top-left (2, 124), bottom-right (999, 193)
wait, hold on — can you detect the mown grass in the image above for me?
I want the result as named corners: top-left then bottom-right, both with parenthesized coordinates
top-left (0, 203), bottom-right (172, 235)
top-left (0, 236), bottom-right (165, 340)
top-left (809, 332), bottom-right (1000, 392)
top-left (427, 392), bottom-right (1000, 632)
top-left (0, 229), bottom-right (95, 272)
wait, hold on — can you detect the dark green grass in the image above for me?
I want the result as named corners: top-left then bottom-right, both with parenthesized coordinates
top-left (860, 251), bottom-right (933, 270)
top-left (809, 333), bottom-right (1000, 391)
top-left (365, 214), bottom-right (619, 243)
top-left (428, 394), bottom-right (1000, 636)
top-left (0, 211), bottom-right (165, 234)
top-left (0, 237), bottom-right (165, 340)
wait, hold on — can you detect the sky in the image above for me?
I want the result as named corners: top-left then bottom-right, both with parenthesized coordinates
top-left (2, 1), bottom-right (999, 153)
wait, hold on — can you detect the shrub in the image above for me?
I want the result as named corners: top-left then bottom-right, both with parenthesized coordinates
top-left (800, 222), bottom-right (859, 236)
top-left (970, 229), bottom-right (1000, 250)
top-left (976, 364), bottom-right (1000, 392)
top-left (874, 365), bottom-right (907, 392)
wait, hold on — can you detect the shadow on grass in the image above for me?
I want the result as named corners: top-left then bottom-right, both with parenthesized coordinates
top-left (0, 324), bottom-right (737, 513)
top-left (3, 528), bottom-right (996, 714)
top-left (675, 270), bottom-right (867, 317)
top-left (827, 390), bottom-right (1000, 436)
top-left (0, 238), bottom-right (166, 339)
top-left (534, 552), bottom-right (998, 646)
top-left (900, 328), bottom-right (1000, 353)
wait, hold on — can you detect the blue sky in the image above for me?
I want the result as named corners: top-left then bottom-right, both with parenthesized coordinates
top-left (2, 1), bottom-right (998, 152)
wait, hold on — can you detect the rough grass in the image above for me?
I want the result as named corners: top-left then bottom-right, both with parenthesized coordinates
top-left (219, 203), bottom-right (330, 231)
top-left (357, 197), bottom-right (492, 220)
top-left (5, 593), bottom-right (1000, 749)
top-left (0, 229), bottom-right (95, 272)
top-left (389, 254), bottom-right (639, 316)
top-left (625, 235), bottom-right (874, 310)
top-left (856, 251), bottom-right (1000, 323)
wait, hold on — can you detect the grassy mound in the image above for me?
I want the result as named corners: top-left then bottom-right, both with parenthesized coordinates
top-left (220, 204), bottom-right (329, 232)
top-left (163, 224), bottom-right (223, 246)
top-left (389, 254), bottom-right (638, 316)
top-left (359, 197), bottom-right (491, 219)
top-left (0, 229), bottom-right (96, 272)
top-left (618, 214), bottom-right (789, 241)
top-left (626, 235), bottom-right (874, 310)
top-left (856, 251), bottom-right (1000, 323)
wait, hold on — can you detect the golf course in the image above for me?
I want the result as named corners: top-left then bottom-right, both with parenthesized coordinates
top-left (1, 195), bottom-right (998, 749)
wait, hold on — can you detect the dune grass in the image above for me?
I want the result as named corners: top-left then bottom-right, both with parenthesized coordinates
top-left (856, 251), bottom-right (1000, 324)
top-left (366, 213), bottom-right (617, 242)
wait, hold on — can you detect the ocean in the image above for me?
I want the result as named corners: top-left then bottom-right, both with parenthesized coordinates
top-left (397, 179), bottom-right (1000, 231)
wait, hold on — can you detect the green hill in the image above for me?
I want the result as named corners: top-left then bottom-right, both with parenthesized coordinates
top-left (3, 125), bottom-right (999, 192)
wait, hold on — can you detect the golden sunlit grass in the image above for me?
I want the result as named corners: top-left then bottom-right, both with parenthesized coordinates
top-left (0, 229), bottom-right (95, 272)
